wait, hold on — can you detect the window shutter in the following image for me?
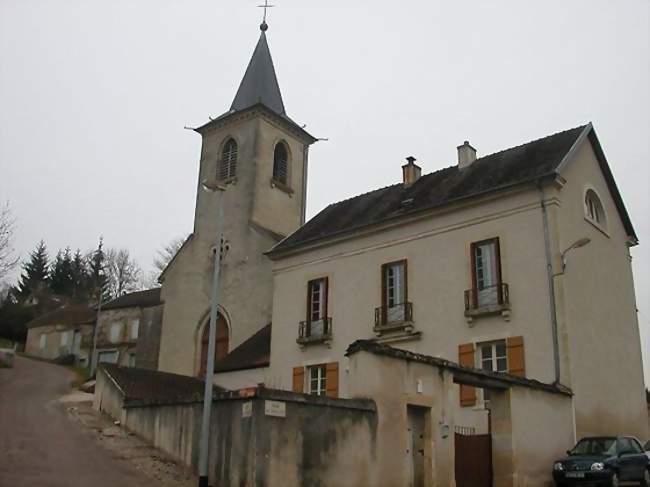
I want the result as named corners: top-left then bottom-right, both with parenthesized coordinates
top-left (325, 362), bottom-right (339, 398)
top-left (507, 336), bottom-right (525, 377)
top-left (458, 343), bottom-right (476, 407)
top-left (292, 366), bottom-right (305, 393)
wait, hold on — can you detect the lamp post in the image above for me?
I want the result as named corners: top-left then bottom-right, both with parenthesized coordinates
top-left (198, 179), bottom-right (227, 487)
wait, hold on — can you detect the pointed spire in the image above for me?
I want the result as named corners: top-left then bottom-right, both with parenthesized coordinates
top-left (230, 26), bottom-right (286, 115)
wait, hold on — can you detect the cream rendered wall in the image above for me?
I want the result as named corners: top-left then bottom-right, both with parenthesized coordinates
top-left (213, 366), bottom-right (269, 390)
top-left (268, 185), bottom-right (556, 430)
top-left (158, 109), bottom-right (309, 377)
top-left (553, 139), bottom-right (648, 439)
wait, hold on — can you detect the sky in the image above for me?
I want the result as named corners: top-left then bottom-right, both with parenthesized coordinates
top-left (0, 1), bottom-right (648, 381)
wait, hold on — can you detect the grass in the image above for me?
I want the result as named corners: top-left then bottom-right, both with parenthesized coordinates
top-left (0, 337), bottom-right (14, 349)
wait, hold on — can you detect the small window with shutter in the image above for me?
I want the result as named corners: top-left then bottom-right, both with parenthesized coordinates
top-left (272, 141), bottom-right (289, 186)
top-left (218, 138), bottom-right (238, 181)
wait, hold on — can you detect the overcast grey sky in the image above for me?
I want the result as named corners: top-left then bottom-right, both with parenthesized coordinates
top-left (1, 0), bottom-right (648, 381)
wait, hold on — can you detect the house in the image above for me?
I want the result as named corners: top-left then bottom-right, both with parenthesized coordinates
top-left (24, 303), bottom-right (95, 365)
top-left (265, 123), bottom-right (648, 440)
top-left (93, 288), bottom-right (163, 369)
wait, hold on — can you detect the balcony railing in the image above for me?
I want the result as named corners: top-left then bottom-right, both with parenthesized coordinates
top-left (464, 283), bottom-right (510, 317)
top-left (297, 318), bottom-right (332, 345)
top-left (374, 302), bottom-right (413, 330)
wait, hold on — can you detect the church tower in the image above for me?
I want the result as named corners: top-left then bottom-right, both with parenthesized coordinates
top-left (157, 20), bottom-right (317, 377)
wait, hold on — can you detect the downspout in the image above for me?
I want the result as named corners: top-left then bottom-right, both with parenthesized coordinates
top-left (538, 181), bottom-right (561, 384)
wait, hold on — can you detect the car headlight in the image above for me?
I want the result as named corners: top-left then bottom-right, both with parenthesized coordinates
top-left (553, 462), bottom-right (564, 471)
top-left (590, 462), bottom-right (605, 471)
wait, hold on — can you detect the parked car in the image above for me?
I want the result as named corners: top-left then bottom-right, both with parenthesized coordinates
top-left (645, 440), bottom-right (650, 461)
top-left (553, 436), bottom-right (649, 486)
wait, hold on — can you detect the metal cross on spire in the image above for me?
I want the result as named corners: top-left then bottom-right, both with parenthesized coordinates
top-left (258, 0), bottom-right (274, 31)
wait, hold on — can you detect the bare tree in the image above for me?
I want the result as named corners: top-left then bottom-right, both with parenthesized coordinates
top-left (105, 248), bottom-right (142, 298)
top-left (153, 236), bottom-right (187, 272)
top-left (0, 202), bottom-right (18, 281)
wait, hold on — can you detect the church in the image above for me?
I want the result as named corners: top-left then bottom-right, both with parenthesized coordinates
top-left (107, 15), bottom-right (649, 486)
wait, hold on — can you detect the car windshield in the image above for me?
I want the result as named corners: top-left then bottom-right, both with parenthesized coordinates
top-left (570, 438), bottom-right (617, 456)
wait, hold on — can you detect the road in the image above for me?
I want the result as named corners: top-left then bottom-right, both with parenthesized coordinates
top-left (0, 355), bottom-right (151, 487)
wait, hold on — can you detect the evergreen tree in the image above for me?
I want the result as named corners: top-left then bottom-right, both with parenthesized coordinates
top-left (50, 247), bottom-right (74, 296)
top-left (16, 240), bottom-right (50, 297)
top-left (71, 249), bottom-right (88, 297)
top-left (88, 237), bottom-right (109, 302)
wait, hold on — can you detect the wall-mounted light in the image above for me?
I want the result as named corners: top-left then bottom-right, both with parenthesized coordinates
top-left (560, 237), bottom-right (591, 272)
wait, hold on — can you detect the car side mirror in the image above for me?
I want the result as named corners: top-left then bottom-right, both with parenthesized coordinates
top-left (566, 450), bottom-right (572, 456)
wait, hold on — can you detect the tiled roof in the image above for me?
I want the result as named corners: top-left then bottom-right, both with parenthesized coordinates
top-left (102, 288), bottom-right (161, 311)
top-left (101, 364), bottom-right (224, 406)
top-left (270, 124), bottom-right (635, 256)
top-left (215, 324), bottom-right (271, 373)
top-left (26, 303), bottom-right (95, 329)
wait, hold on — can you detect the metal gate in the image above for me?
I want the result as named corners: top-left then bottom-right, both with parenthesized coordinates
top-left (455, 431), bottom-right (492, 487)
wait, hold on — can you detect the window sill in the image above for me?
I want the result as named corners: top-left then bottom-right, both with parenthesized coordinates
top-left (371, 327), bottom-right (422, 345)
top-left (584, 216), bottom-right (609, 238)
top-left (218, 176), bottom-right (238, 186)
top-left (464, 305), bottom-right (510, 325)
top-left (270, 178), bottom-right (293, 195)
top-left (297, 334), bottom-right (332, 349)
top-left (373, 320), bottom-right (416, 336)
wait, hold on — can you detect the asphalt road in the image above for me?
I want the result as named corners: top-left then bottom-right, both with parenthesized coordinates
top-left (0, 355), bottom-right (150, 487)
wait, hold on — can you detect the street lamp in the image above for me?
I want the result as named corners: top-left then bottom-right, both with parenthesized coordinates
top-left (198, 178), bottom-right (227, 487)
top-left (560, 237), bottom-right (591, 272)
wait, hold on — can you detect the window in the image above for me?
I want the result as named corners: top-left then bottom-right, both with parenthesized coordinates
top-left (130, 319), bottom-right (140, 340)
top-left (39, 334), bottom-right (47, 349)
top-left (98, 350), bottom-right (119, 364)
top-left (127, 352), bottom-right (136, 367)
top-left (480, 341), bottom-right (508, 373)
top-left (272, 142), bottom-right (289, 185)
top-left (60, 331), bottom-right (69, 347)
top-left (480, 340), bottom-right (507, 402)
top-left (471, 238), bottom-right (502, 308)
top-left (382, 260), bottom-right (407, 323)
top-left (308, 365), bottom-right (327, 396)
top-left (585, 189), bottom-right (606, 228)
top-left (110, 322), bottom-right (122, 343)
top-left (218, 138), bottom-right (238, 181)
top-left (307, 278), bottom-right (328, 323)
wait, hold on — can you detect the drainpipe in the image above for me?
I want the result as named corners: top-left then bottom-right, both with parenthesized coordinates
top-left (538, 182), bottom-right (561, 384)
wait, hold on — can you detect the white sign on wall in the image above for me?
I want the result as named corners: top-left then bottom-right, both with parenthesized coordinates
top-left (242, 401), bottom-right (252, 418)
top-left (264, 400), bottom-right (286, 418)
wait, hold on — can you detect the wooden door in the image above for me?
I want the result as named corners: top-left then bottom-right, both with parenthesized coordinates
top-left (455, 432), bottom-right (492, 487)
top-left (199, 314), bottom-right (229, 376)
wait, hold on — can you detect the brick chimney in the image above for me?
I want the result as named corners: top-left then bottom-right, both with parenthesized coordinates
top-left (457, 141), bottom-right (477, 169)
top-left (402, 156), bottom-right (421, 187)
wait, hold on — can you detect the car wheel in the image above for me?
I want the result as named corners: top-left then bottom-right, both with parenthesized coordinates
top-left (609, 472), bottom-right (619, 487)
top-left (641, 468), bottom-right (650, 487)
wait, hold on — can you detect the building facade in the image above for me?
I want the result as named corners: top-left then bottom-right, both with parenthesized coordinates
top-left (157, 23), bottom-right (316, 378)
top-left (266, 124), bottom-right (648, 439)
top-left (25, 303), bottom-right (95, 365)
top-left (94, 288), bottom-right (162, 369)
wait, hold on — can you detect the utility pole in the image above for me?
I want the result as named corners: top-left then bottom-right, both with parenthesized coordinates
top-left (198, 181), bottom-right (226, 487)
top-left (90, 284), bottom-right (104, 375)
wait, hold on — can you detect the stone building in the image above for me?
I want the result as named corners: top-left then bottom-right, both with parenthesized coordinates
top-left (157, 22), bottom-right (316, 378)
top-left (24, 303), bottom-right (95, 365)
top-left (94, 288), bottom-right (162, 369)
top-left (266, 122), bottom-right (647, 440)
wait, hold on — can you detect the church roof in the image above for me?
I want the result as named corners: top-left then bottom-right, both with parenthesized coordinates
top-left (230, 30), bottom-right (285, 115)
top-left (269, 124), bottom-right (637, 257)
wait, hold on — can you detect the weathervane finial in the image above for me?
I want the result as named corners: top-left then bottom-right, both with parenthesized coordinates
top-left (258, 0), bottom-right (274, 31)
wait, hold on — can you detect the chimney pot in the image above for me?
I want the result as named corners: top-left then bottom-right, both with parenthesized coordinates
top-left (457, 141), bottom-right (477, 169)
top-left (402, 156), bottom-right (422, 187)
